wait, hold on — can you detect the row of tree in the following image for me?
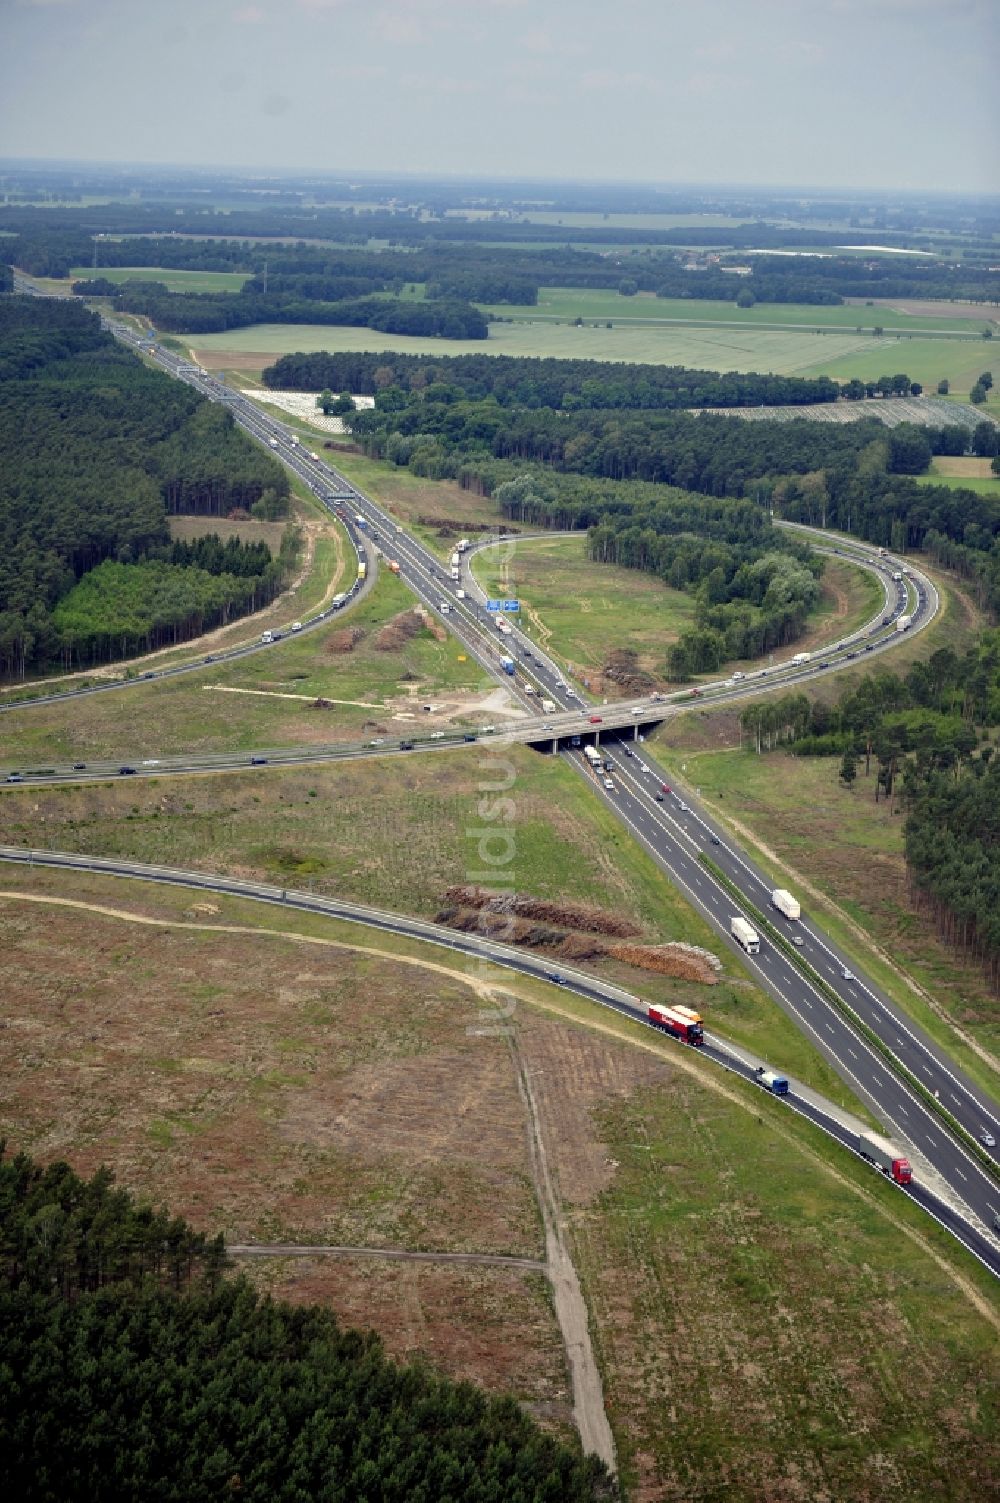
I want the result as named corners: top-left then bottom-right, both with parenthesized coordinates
top-left (1, 1149), bottom-right (614, 1502)
top-left (74, 280), bottom-right (489, 339)
top-left (7, 205), bottom-right (998, 301)
top-left (736, 633), bottom-right (1000, 987)
top-left (265, 349), bottom-right (843, 410)
top-left (0, 298), bottom-right (290, 678)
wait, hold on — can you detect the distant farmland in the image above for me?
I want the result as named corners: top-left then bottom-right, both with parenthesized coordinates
top-left (71, 266), bottom-right (251, 293)
top-left (186, 317), bottom-right (994, 390)
top-left (699, 395), bottom-right (989, 428)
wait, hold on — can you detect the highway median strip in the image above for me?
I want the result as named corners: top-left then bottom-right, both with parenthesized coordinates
top-left (698, 853), bottom-right (998, 1180)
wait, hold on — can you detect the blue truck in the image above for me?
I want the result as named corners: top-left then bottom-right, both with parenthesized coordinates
top-left (755, 1067), bottom-right (789, 1096)
top-left (499, 655), bottom-right (515, 675)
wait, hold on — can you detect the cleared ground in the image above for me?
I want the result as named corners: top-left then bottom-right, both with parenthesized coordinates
top-left (0, 749), bottom-right (856, 1099)
top-left (2, 868), bottom-right (995, 1501)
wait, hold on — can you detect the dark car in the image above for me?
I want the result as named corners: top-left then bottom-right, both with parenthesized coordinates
top-left (654, 792), bottom-right (664, 801)
top-left (882, 617), bottom-right (890, 626)
top-left (118, 766), bottom-right (136, 776)
top-left (142, 671), bottom-right (154, 680)
top-left (864, 644), bottom-right (875, 652)
top-left (546, 973), bottom-right (564, 984)
top-left (250, 756), bottom-right (268, 766)
top-left (72, 763), bottom-right (87, 771)
top-left (204, 655), bottom-right (214, 664)
top-left (820, 660), bottom-right (830, 669)
top-left (463, 733), bottom-right (477, 742)
top-left (690, 688), bottom-right (702, 697)
top-left (710, 834), bottom-right (721, 845)
top-left (400, 740), bottom-right (414, 750)
top-left (5, 773), bottom-right (24, 783)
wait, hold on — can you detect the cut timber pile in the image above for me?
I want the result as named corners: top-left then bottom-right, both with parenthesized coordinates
top-left (376, 610), bottom-right (425, 652)
top-left (437, 900), bottom-right (719, 984)
top-left (444, 886), bottom-right (641, 939)
top-left (326, 627), bottom-right (366, 654)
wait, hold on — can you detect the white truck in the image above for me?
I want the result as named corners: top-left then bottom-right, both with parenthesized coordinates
top-left (731, 915), bottom-right (761, 956)
top-left (896, 614), bottom-right (912, 632)
top-left (541, 700), bottom-right (556, 714)
top-left (268, 437), bottom-right (279, 448)
top-left (791, 652), bottom-right (811, 666)
top-left (450, 552), bottom-right (461, 569)
top-left (457, 538), bottom-right (470, 553)
top-left (584, 746), bottom-right (602, 767)
top-left (891, 571), bottom-right (903, 582)
top-left (450, 566), bottom-right (461, 581)
top-left (771, 888), bottom-right (801, 921)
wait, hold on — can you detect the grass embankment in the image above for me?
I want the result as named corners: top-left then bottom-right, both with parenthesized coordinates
top-left (652, 560), bottom-right (999, 1102)
top-left (0, 572), bottom-right (487, 765)
top-left (4, 864), bottom-right (996, 1495)
top-left (0, 748), bottom-right (857, 1103)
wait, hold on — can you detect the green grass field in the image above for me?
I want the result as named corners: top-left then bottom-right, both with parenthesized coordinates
top-left (71, 266), bottom-right (251, 293)
top-left (472, 534), bottom-right (695, 688)
top-left (489, 287), bottom-right (981, 334)
top-left (581, 1072), bottom-right (999, 1502)
top-left (471, 535), bottom-right (883, 693)
top-left (185, 317), bottom-right (995, 388)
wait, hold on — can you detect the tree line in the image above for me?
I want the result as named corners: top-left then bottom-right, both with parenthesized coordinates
top-left (737, 632), bottom-right (1000, 989)
top-left (0, 1149), bottom-right (614, 1503)
top-left (586, 496), bottom-right (822, 674)
top-left (265, 349), bottom-right (843, 410)
top-left (336, 374), bottom-right (999, 615)
top-left (7, 205), bottom-right (997, 302)
top-left (74, 279), bottom-right (489, 339)
top-left (0, 299), bottom-right (290, 678)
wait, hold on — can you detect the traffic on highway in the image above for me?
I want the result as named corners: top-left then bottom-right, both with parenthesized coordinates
top-left (2, 311), bottom-right (996, 1270)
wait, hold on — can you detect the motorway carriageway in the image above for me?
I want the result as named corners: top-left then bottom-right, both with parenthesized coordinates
top-left (1, 842), bottom-right (996, 1281)
top-left (4, 322), bottom-right (996, 1256)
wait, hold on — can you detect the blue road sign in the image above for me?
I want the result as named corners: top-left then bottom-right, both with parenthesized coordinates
top-left (485, 600), bottom-right (502, 613)
top-left (502, 600), bottom-right (520, 612)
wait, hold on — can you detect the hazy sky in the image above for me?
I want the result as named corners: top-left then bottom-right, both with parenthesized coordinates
top-left (3, 0), bottom-right (998, 193)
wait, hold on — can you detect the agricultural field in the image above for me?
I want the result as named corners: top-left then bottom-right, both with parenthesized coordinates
top-left (471, 535), bottom-right (883, 695)
top-left (489, 287), bottom-right (982, 334)
top-left (0, 571), bottom-right (494, 765)
top-left (185, 316), bottom-right (996, 391)
top-left (0, 748), bottom-right (858, 1101)
top-left (919, 455), bottom-right (1000, 496)
top-left (2, 865), bottom-right (995, 1500)
top-left (70, 265), bottom-right (251, 293)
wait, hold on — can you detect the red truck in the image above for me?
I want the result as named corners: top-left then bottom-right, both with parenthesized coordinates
top-left (648, 1004), bottom-right (704, 1046)
top-left (857, 1130), bottom-right (912, 1185)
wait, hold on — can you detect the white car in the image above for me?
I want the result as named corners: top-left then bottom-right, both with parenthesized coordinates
top-left (978, 1128), bottom-right (996, 1149)
top-left (430, 731), bottom-right (445, 740)
top-left (603, 777), bottom-right (614, 790)
top-left (440, 602), bottom-right (451, 614)
top-left (639, 763), bottom-right (649, 774)
top-left (291, 621), bottom-right (303, 632)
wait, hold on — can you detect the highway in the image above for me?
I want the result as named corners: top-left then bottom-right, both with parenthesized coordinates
top-left (3, 296), bottom-right (997, 1262)
top-left (2, 843), bottom-right (996, 1279)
